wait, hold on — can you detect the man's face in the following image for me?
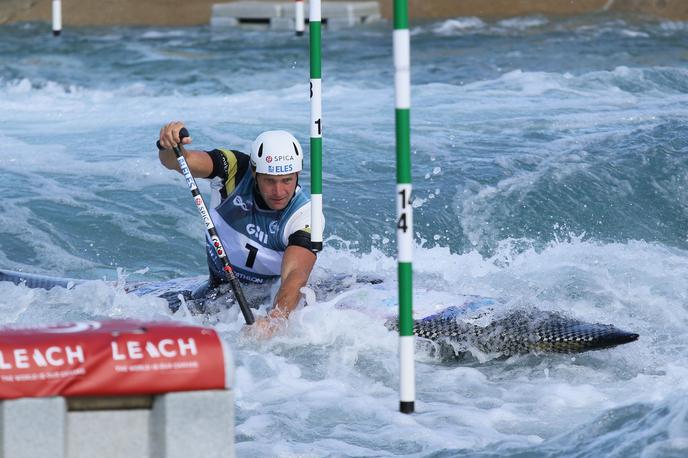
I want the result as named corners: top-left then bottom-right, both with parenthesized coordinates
top-left (255, 172), bottom-right (298, 210)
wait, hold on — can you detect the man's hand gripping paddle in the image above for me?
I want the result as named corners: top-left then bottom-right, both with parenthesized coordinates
top-left (173, 128), bottom-right (255, 325)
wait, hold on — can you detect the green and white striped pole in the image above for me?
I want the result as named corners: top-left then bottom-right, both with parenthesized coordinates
top-left (394, 0), bottom-right (414, 414)
top-left (309, 0), bottom-right (324, 252)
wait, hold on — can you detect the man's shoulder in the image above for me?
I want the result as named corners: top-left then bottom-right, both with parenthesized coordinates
top-left (208, 149), bottom-right (251, 183)
top-left (212, 148), bottom-right (249, 162)
top-left (281, 194), bottom-right (311, 226)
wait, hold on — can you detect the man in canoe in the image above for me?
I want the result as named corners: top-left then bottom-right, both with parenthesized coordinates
top-left (157, 122), bottom-right (320, 336)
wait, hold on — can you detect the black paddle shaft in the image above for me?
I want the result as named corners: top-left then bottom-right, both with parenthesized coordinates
top-left (172, 128), bottom-right (254, 325)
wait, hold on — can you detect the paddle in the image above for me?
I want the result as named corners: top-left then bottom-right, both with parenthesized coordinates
top-left (172, 128), bottom-right (255, 325)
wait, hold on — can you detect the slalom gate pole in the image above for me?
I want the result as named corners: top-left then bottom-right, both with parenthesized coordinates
top-left (295, 0), bottom-right (305, 36)
top-left (393, 0), bottom-right (415, 414)
top-left (309, 0), bottom-right (324, 252)
top-left (52, 0), bottom-right (62, 37)
top-left (174, 128), bottom-right (255, 325)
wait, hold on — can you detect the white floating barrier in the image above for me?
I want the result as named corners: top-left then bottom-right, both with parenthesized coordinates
top-left (211, 1), bottom-right (381, 30)
top-left (0, 320), bottom-right (235, 458)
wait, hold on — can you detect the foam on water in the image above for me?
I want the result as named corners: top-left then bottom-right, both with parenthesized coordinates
top-left (1, 14), bottom-right (687, 457)
top-left (1, 237), bottom-right (685, 455)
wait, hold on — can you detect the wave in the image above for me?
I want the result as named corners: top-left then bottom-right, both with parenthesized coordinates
top-left (453, 116), bottom-right (688, 253)
top-left (418, 14), bottom-right (688, 39)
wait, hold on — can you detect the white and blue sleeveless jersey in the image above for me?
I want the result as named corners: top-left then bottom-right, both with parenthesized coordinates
top-left (204, 149), bottom-right (315, 284)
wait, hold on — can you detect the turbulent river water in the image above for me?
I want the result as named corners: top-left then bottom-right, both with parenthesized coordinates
top-left (1, 14), bottom-right (687, 457)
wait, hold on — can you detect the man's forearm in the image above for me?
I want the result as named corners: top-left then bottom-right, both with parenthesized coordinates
top-left (158, 149), bottom-right (180, 171)
top-left (271, 270), bottom-right (309, 318)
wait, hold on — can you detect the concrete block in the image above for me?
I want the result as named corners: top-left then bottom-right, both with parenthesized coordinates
top-left (211, 1), bottom-right (382, 28)
top-left (150, 390), bottom-right (234, 458)
top-left (210, 16), bottom-right (239, 27)
top-left (67, 410), bottom-right (150, 458)
top-left (270, 17), bottom-right (294, 30)
top-left (0, 390), bottom-right (235, 458)
top-left (322, 1), bottom-right (380, 20)
top-left (0, 397), bottom-right (66, 458)
top-left (213, 2), bottom-right (285, 19)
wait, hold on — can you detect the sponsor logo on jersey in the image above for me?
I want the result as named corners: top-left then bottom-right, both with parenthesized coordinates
top-left (266, 156), bottom-right (273, 163)
top-left (233, 195), bottom-right (251, 211)
top-left (234, 270), bottom-right (265, 284)
top-left (269, 220), bottom-right (279, 234)
top-left (246, 224), bottom-right (268, 244)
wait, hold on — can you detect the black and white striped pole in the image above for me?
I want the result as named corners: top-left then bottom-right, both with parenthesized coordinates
top-left (52, 0), bottom-right (62, 37)
top-left (295, 0), bottom-right (305, 36)
top-left (309, 0), bottom-right (323, 252)
top-left (173, 129), bottom-right (255, 326)
top-left (394, 0), bottom-right (415, 414)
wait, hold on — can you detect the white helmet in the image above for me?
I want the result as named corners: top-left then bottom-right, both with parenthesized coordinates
top-left (250, 130), bottom-right (303, 175)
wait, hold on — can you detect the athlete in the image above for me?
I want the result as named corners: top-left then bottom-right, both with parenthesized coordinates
top-left (157, 121), bottom-right (319, 337)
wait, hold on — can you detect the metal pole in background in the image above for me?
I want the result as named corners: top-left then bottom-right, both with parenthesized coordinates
top-left (393, 0), bottom-right (415, 414)
top-left (295, 0), bottom-right (305, 36)
top-left (309, 0), bottom-right (323, 252)
top-left (52, 0), bottom-right (62, 37)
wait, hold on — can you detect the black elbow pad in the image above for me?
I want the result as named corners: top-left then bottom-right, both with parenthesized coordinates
top-left (288, 230), bottom-right (315, 253)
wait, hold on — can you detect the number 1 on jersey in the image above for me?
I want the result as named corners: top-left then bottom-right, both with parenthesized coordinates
top-left (245, 243), bottom-right (258, 268)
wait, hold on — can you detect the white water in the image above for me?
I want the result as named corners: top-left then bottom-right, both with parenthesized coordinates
top-left (1, 16), bottom-right (688, 456)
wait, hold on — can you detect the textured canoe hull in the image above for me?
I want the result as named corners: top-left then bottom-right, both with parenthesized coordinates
top-left (388, 306), bottom-right (639, 357)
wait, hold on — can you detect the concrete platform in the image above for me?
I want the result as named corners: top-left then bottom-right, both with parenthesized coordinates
top-left (211, 1), bottom-right (381, 29)
top-left (0, 391), bottom-right (234, 458)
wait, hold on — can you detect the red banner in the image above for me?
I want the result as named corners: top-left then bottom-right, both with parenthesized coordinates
top-left (0, 320), bottom-right (228, 400)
